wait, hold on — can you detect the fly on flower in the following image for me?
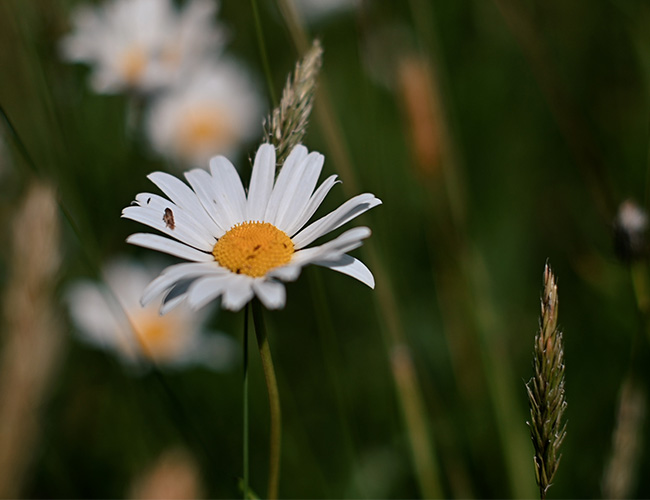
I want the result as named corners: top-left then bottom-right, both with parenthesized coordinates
top-left (122, 144), bottom-right (381, 312)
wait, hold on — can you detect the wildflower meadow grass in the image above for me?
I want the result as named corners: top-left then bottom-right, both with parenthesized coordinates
top-left (2, 0), bottom-right (650, 498)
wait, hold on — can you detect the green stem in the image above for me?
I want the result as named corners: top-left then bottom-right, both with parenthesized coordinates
top-left (252, 299), bottom-right (281, 499)
top-left (243, 303), bottom-right (250, 499)
top-left (251, 0), bottom-right (277, 108)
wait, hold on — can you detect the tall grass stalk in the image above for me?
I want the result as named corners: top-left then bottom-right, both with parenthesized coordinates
top-left (274, 3), bottom-right (444, 497)
top-left (308, 270), bottom-right (364, 497)
top-left (250, 0), bottom-right (277, 107)
top-left (399, 4), bottom-right (536, 494)
top-left (252, 299), bottom-right (282, 499)
top-left (526, 264), bottom-right (567, 500)
top-left (0, 182), bottom-right (64, 498)
top-left (243, 303), bottom-right (250, 499)
top-left (600, 260), bottom-right (650, 498)
top-left (601, 376), bottom-right (646, 499)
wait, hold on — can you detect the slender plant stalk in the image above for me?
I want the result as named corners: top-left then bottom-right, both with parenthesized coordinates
top-left (308, 270), bottom-right (364, 497)
top-left (252, 299), bottom-right (281, 500)
top-left (601, 375), bottom-right (646, 499)
top-left (600, 262), bottom-right (649, 498)
top-left (250, 0), bottom-right (277, 107)
top-left (526, 264), bottom-right (567, 500)
top-left (400, 2), bottom-right (536, 495)
top-left (273, 3), bottom-right (443, 497)
top-left (0, 182), bottom-right (64, 498)
top-left (243, 303), bottom-right (250, 499)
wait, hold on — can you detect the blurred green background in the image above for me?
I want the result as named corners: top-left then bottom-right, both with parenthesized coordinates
top-left (2, 0), bottom-right (650, 498)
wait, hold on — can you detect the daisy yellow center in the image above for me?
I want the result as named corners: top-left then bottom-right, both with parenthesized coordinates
top-left (212, 221), bottom-right (294, 277)
top-left (178, 107), bottom-right (236, 156)
top-left (120, 46), bottom-right (147, 85)
top-left (130, 310), bottom-right (184, 362)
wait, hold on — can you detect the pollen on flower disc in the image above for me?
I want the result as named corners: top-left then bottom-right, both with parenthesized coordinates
top-left (212, 221), bottom-right (294, 277)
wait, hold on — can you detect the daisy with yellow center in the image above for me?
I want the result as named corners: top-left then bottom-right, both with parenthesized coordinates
top-left (66, 259), bottom-right (236, 369)
top-left (145, 62), bottom-right (262, 166)
top-left (122, 144), bottom-right (381, 311)
top-left (59, 0), bottom-right (224, 94)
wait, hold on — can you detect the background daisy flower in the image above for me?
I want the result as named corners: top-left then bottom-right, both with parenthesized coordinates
top-left (145, 62), bottom-right (263, 167)
top-left (66, 258), bottom-right (236, 370)
top-left (122, 143), bottom-right (381, 311)
top-left (59, 0), bottom-right (224, 94)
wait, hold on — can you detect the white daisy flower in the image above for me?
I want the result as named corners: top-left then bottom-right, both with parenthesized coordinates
top-left (145, 61), bottom-right (263, 167)
top-left (60, 0), bottom-right (224, 94)
top-left (66, 258), bottom-right (236, 370)
top-left (122, 143), bottom-right (381, 312)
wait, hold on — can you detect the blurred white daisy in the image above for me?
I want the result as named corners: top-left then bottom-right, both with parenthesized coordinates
top-left (60, 0), bottom-right (224, 94)
top-left (66, 258), bottom-right (236, 370)
top-left (145, 62), bottom-right (263, 167)
top-left (122, 143), bottom-right (381, 312)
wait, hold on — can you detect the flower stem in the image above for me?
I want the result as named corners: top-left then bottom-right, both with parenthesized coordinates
top-left (252, 299), bottom-right (281, 499)
top-left (243, 303), bottom-right (250, 499)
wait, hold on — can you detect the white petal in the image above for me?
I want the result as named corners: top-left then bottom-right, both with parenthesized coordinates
top-left (185, 169), bottom-right (228, 235)
top-left (122, 205), bottom-right (214, 251)
top-left (221, 274), bottom-right (255, 311)
top-left (209, 155), bottom-right (247, 226)
top-left (264, 145), bottom-right (309, 223)
top-left (147, 171), bottom-right (222, 235)
top-left (291, 227), bottom-right (371, 265)
top-left (284, 175), bottom-right (339, 237)
top-left (253, 280), bottom-right (286, 309)
top-left (159, 293), bottom-right (188, 315)
top-left (127, 233), bottom-right (213, 262)
top-left (315, 255), bottom-right (375, 288)
top-left (246, 144), bottom-right (276, 221)
top-left (267, 264), bottom-right (303, 282)
top-left (274, 152), bottom-right (324, 232)
top-left (186, 274), bottom-right (232, 310)
top-left (141, 262), bottom-right (225, 305)
top-left (292, 194), bottom-right (381, 249)
top-left (66, 281), bottom-right (124, 348)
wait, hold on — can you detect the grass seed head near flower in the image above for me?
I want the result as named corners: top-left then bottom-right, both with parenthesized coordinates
top-left (122, 143), bottom-right (381, 312)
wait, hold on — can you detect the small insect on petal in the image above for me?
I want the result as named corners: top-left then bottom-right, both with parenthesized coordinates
top-left (163, 208), bottom-right (176, 230)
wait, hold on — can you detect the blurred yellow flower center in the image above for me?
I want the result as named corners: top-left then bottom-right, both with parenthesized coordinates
top-left (120, 46), bottom-right (147, 85)
top-left (178, 107), bottom-right (235, 156)
top-left (212, 222), bottom-right (294, 277)
top-left (131, 310), bottom-right (184, 362)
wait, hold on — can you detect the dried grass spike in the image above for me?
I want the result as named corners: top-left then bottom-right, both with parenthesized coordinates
top-left (526, 263), bottom-right (567, 500)
top-left (0, 182), bottom-right (64, 498)
top-left (263, 39), bottom-right (323, 165)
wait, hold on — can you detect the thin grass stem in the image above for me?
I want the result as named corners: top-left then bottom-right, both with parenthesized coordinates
top-left (243, 303), bottom-right (250, 499)
top-left (402, 2), bottom-right (536, 494)
top-left (308, 269), bottom-right (363, 497)
top-left (252, 299), bottom-right (281, 500)
top-left (251, 0), bottom-right (277, 108)
top-left (273, 5), bottom-right (443, 497)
